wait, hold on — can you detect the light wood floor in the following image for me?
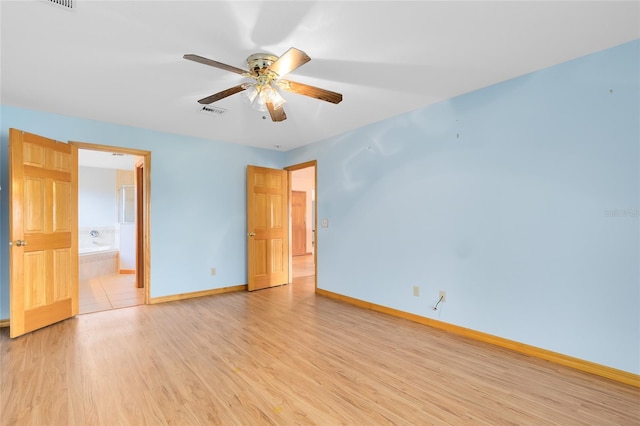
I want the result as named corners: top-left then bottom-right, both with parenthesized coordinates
top-left (292, 253), bottom-right (315, 278)
top-left (1, 274), bottom-right (638, 425)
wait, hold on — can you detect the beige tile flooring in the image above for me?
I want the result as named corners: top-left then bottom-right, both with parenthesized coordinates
top-left (80, 254), bottom-right (314, 315)
top-left (79, 274), bottom-right (144, 315)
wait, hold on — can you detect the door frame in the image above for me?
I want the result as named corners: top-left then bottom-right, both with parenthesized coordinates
top-left (135, 159), bottom-right (145, 289)
top-left (70, 141), bottom-right (151, 304)
top-left (284, 160), bottom-right (317, 289)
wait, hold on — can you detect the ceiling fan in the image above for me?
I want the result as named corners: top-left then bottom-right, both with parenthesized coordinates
top-left (184, 47), bottom-right (342, 122)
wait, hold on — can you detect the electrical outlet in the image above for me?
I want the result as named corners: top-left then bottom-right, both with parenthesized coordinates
top-left (439, 290), bottom-right (446, 302)
top-left (210, 267), bottom-right (216, 276)
top-left (413, 286), bottom-right (420, 297)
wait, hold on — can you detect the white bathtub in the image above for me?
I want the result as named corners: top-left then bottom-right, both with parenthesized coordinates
top-left (79, 245), bottom-right (115, 255)
top-left (79, 246), bottom-right (119, 280)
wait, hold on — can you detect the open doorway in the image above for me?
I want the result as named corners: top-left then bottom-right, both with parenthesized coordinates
top-left (72, 143), bottom-right (150, 314)
top-left (288, 162), bottom-right (316, 285)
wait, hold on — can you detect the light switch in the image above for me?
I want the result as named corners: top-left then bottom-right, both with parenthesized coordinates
top-left (321, 218), bottom-right (329, 228)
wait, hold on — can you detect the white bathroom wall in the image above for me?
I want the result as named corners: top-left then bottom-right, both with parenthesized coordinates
top-left (78, 166), bottom-right (117, 227)
top-left (116, 169), bottom-right (136, 271)
top-left (119, 223), bottom-right (135, 271)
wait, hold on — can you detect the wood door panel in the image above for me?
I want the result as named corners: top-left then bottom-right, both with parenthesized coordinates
top-left (53, 180), bottom-right (72, 232)
top-left (255, 193), bottom-right (267, 228)
top-left (23, 142), bottom-right (45, 167)
top-left (51, 149), bottom-right (71, 172)
top-left (24, 177), bottom-right (45, 232)
top-left (270, 194), bottom-right (283, 228)
top-left (53, 248), bottom-right (72, 301)
top-left (24, 299), bottom-right (72, 334)
top-left (247, 165), bottom-right (289, 291)
top-left (24, 165), bottom-right (72, 182)
top-left (268, 173), bottom-right (283, 189)
top-left (271, 239), bottom-right (284, 273)
top-left (24, 252), bottom-right (46, 308)
top-left (253, 239), bottom-right (268, 276)
top-left (23, 132), bottom-right (72, 168)
top-left (21, 232), bottom-right (72, 252)
top-left (254, 171), bottom-right (265, 186)
top-left (9, 129), bottom-right (78, 338)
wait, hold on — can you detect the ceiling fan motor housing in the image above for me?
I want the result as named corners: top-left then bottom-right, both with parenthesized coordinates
top-left (247, 54), bottom-right (279, 77)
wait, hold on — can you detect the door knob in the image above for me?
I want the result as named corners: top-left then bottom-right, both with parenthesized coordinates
top-left (15, 240), bottom-right (27, 247)
top-left (248, 232), bottom-right (256, 237)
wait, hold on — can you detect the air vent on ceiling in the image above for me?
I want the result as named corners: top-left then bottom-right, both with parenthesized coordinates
top-left (200, 105), bottom-right (227, 116)
top-left (48, 0), bottom-right (74, 8)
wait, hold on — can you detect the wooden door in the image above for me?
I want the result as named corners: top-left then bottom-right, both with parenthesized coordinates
top-left (135, 160), bottom-right (144, 289)
top-left (291, 190), bottom-right (307, 256)
top-left (247, 165), bottom-right (289, 291)
top-left (9, 129), bottom-right (79, 338)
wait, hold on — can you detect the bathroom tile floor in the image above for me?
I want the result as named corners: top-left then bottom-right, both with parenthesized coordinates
top-left (79, 273), bottom-right (144, 314)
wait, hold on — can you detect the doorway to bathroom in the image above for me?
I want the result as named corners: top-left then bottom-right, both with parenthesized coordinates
top-left (288, 162), bottom-right (316, 287)
top-left (71, 142), bottom-right (150, 314)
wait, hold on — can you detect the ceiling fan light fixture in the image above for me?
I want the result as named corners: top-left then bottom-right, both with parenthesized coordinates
top-left (242, 82), bottom-right (286, 112)
top-left (184, 47), bottom-right (341, 122)
top-left (242, 83), bottom-right (259, 104)
top-left (266, 84), bottom-right (287, 110)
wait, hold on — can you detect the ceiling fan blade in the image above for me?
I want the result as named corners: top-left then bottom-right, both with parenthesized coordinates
top-left (267, 103), bottom-right (287, 122)
top-left (197, 85), bottom-right (246, 104)
top-left (267, 48), bottom-right (311, 77)
top-left (184, 54), bottom-right (249, 75)
top-left (278, 80), bottom-right (343, 104)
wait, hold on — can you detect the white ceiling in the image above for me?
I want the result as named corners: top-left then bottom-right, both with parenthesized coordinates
top-left (1, 1), bottom-right (638, 151)
top-left (78, 149), bottom-right (137, 169)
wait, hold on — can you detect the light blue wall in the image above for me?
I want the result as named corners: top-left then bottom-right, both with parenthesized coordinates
top-left (0, 107), bottom-right (283, 316)
top-left (1, 40), bottom-right (637, 375)
top-left (286, 40), bottom-right (640, 374)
